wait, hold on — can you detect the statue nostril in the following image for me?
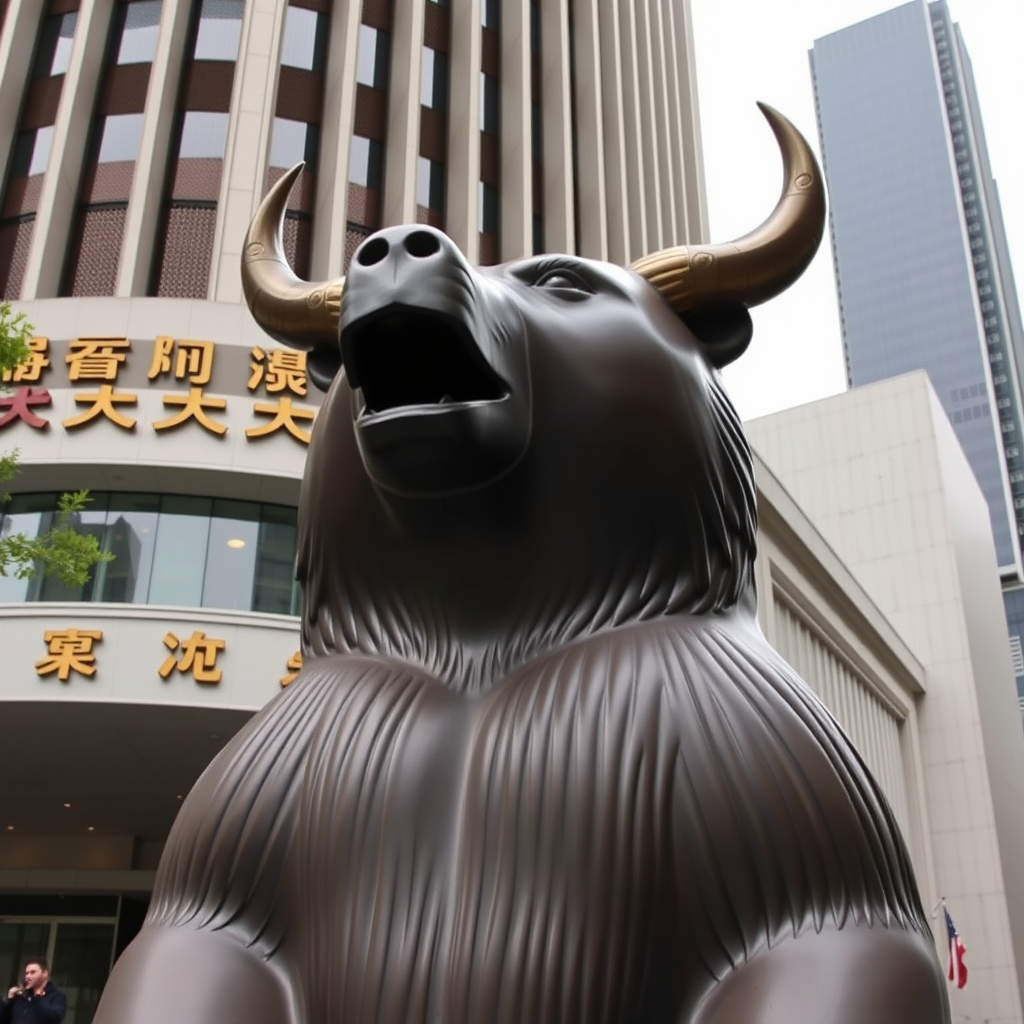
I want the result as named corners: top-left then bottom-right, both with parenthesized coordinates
top-left (404, 231), bottom-right (441, 258)
top-left (357, 237), bottom-right (390, 267)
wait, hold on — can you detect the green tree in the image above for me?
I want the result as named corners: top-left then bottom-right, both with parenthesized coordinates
top-left (0, 301), bottom-right (112, 586)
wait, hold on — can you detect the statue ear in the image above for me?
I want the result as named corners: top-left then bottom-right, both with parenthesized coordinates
top-left (306, 345), bottom-right (344, 392)
top-left (679, 304), bottom-right (753, 369)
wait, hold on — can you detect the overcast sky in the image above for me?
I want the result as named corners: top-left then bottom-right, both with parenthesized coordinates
top-left (689, 0), bottom-right (1024, 421)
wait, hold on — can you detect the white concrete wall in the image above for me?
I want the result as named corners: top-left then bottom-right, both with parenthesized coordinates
top-left (748, 371), bottom-right (1024, 1024)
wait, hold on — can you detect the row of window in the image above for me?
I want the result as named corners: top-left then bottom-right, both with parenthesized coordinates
top-left (0, 492), bottom-right (301, 617)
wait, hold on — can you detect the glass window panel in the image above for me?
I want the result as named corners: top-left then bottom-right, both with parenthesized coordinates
top-left (480, 73), bottom-right (498, 134)
top-left (479, 181), bottom-right (499, 234)
top-left (356, 25), bottom-right (388, 89)
top-left (116, 0), bottom-right (163, 64)
top-left (178, 111), bottom-right (229, 159)
top-left (348, 135), bottom-right (381, 188)
top-left (482, 0), bottom-right (499, 30)
top-left (416, 157), bottom-right (444, 211)
top-left (10, 127), bottom-right (54, 178)
top-left (97, 493), bottom-right (161, 603)
top-left (96, 113), bottom-right (144, 164)
top-left (0, 924), bottom-right (51, 995)
top-left (0, 498), bottom-right (51, 603)
top-left (193, 0), bottom-right (243, 60)
top-left (202, 499), bottom-right (259, 610)
top-left (420, 47), bottom-right (435, 107)
top-left (33, 12), bottom-right (78, 78)
top-left (253, 506), bottom-right (299, 615)
top-left (280, 6), bottom-right (327, 71)
top-left (148, 496), bottom-right (211, 606)
top-left (36, 494), bottom-right (110, 603)
top-left (50, 922), bottom-right (116, 1024)
top-left (269, 118), bottom-right (317, 170)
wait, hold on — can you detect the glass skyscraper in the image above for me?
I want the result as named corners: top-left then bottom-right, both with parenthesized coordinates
top-left (811, 0), bottom-right (1024, 708)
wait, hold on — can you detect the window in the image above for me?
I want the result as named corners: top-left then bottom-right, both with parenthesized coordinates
top-left (178, 110), bottom-right (230, 159)
top-left (479, 181), bottom-right (498, 234)
top-left (269, 118), bottom-right (319, 169)
top-left (116, 0), bottom-right (163, 65)
top-left (10, 127), bottom-right (54, 178)
top-left (349, 135), bottom-right (382, 188)
top-left (420, 47), bottom-right (448, 110)
top-left (281, 6), bottom-right (328, 71)
top-left (193, 0), bottom-right (244, 61)
top-left (33, 12), bottom-right (78, 77)
top-left (416, 156), bottom-right (444, 211)
top-left (356, 25), bottom-right (389, 89)
top-left (95, 113), bottom-right (145, 163)
top-left (480, 73), bottom-right (498, 133)
top-left (0, 492), bottom-right (301, 613)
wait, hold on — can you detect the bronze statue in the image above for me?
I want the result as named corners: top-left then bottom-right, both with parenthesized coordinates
top-left (94, 106), bottom-right (950, 1024)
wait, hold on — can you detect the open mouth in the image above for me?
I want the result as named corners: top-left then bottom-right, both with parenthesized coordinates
top-left (343, 308), bottom-right (508, 417)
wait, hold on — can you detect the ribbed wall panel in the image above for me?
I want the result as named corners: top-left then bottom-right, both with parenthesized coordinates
top-left (1, 0), bottom-right (706, 296)
top-left (773, 597), bottom-right (911, 837)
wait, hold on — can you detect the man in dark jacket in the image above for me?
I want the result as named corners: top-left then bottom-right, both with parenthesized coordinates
top-left (0, 959), bottom-right (66, 1024)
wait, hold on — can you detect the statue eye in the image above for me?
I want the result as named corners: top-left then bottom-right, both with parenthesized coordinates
top-left (535, 268), bottom-right (593, 294)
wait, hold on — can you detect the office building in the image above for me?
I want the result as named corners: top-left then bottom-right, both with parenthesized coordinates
top-left (810, 0), bottom-right (1024, 710)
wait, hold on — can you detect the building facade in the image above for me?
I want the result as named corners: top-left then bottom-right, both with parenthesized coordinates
top-left (0, 0), bottom-right (708, 305)
top-left (749, 372), bottom-right (1024, 1024)
top-left (810, 0), bottom-right (1024, 711)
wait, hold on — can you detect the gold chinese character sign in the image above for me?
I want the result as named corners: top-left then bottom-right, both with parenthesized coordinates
top-left (36, 629), bottom-right (103, 682)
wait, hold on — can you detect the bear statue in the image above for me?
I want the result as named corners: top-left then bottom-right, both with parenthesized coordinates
top-left (93, 105), bottom-right (950, 1024)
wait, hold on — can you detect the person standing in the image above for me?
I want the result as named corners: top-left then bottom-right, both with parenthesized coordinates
top-left (0, 959), bottom-right (66, 1024)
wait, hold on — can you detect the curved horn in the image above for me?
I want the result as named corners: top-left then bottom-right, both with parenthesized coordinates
top-left (240, 163), bottom-right (343, 350)
top-left (630, 103), bottom-right (826, 312)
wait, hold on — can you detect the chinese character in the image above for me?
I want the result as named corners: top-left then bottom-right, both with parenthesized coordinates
top-left (35, 629), bottom-right (103, 682)
top-left (246, 396), bottom-right (315, 445)
top-left (66, 338), bottom-right (131, 382)
top-left (153, 388), bottom-right (228, 436)
top-left (280, 650), bottom-right (302, 687)
top-left (159, 630), bottom-right (226, 684)
top-left (2, 337), bottom-right (50, 383)
top-left (149, 338), bottom-right (228, 434)
top-left (248, 347), bottom-right (308, 396)
top-left (0, 387), bottom-right (51, 430)
top-left (148, 337), bottom-right (215, 385)
top-left (63, 384), bottom-right (138, 430)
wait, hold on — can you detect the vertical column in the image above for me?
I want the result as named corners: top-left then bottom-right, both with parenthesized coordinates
top-left (616, 0), bottom-right (646, 260)
top-left (446, 0), bottom-right (481, 259)
top-left (22, 0), bottom-right (115, 298)
top-left (209, 0), bottom-right (284, 304)
top-left (116, 0), bottom-right (191, 295)
top-left (311, 0), bottom-right (360, 279)
top-left (648, 0), bottom-right (676, 246)
top-left (634, 0), bottom-right (662, 251)
top-left (0, 0), bottom-right (37, 181)
top-left (381, 0), bottom-right (423, 226)
top-left (500, 0), bottom-right (530, 260)
top-left (597, 0), bottom-right (629, 265)
top-left (670, 0), bottom-right (707, 242)
top-left (570, 0), bottom-right (606, 260)
top-left (539, 0), bottom-right (572, 254)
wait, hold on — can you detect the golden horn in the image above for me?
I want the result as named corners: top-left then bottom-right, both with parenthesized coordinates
top-left (240, 163), bottom-right (343, 349)
top-left (630, 103), bottom-right (826, 312)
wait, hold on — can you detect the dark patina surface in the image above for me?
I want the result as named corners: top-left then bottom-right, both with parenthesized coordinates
top-left (93, 107), bottom-right (950, 1024)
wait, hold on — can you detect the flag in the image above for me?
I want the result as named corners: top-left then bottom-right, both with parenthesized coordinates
top-left (944, 906), bottom-right (968, 989)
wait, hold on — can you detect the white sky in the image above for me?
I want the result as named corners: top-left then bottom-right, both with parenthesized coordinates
top-left (690, 0), bottom-right (1024, 421)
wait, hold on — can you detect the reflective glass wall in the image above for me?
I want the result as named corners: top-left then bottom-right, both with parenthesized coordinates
top-left (0, 492), bottom-right (300, 615)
